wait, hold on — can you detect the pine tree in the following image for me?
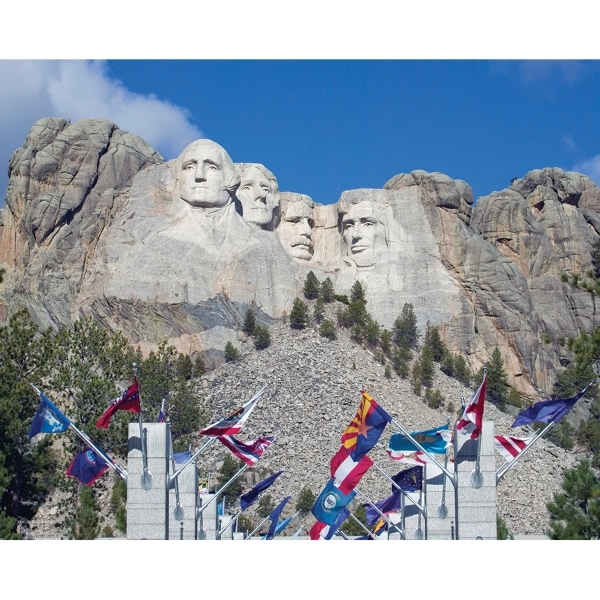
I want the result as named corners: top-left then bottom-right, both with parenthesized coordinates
top-left (218, 454), bottom-right (244, 509)
top-left (313, 297), bottom-right (325, 324)
top-left (486, 348), bottom-right (509, 408)
top-left (546, 460), bottom-right (600, 539)
top-left (341, 503), bottom-right (368, 536)
top-left (424, 322), bottom-right (446, 362)
top-left (224, 341), bottom-right (240, 362)
top-left (257, 494), bottom-right (275, 518)
top-left (243, 308), bottom-right (256, 336)
top-left (70, 486), bottom-right (100, 540)
top-left (290, 298), bottom-right (309, 329)
top-left (319, 319), bottom-right (336, 340)
top-left (295, 488), bottom-right (316, 514)
top-left (350, 280), bottom-right (366, 303)
top-left (419, 345), bottom-right (435, 388)
top-left (253, 326), bottom-right (271, 349)
top-left (393, 303), bottom-right (419, 349)
top-left (303, 271), bottom-right (320, 300)
top-left (321, 277), bottom-right (335, 303)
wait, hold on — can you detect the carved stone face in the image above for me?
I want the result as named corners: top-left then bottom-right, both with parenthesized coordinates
top-left (341, 201), bottom-right (381, 267)
top-left (279, 200), bottom-right (314, 261)
top-left (238, 166), bottom-right (276, 228)
top-left (177, 140), bottom-right (232, 209)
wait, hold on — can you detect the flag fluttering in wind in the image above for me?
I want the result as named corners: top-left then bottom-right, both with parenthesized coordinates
top-left (312, 478), bottom-right (356, 526)
top-left (66, 449), bottom-right (109, 486)
top-left (341, 390), bottom-right (392, 461)
top-left (330, 446), bottom-right (373, 494)
top-left (240, 470), bottom-right (283, 511)
top-left (95, 381), bottom-right (140, 429)
top-left (309, 507), bottom-right (350, 540)
top-left (511, 382), bottom-right (594, 427)
top-left (29, 390), bottom-right (71, 440)
top-left (265, 496), bottom-right (291, 540)
top-left (494, 435), bottom-right (533, 462)
top-left (173, 450), bottom-right (191, 464)
top-left (387, 450), bottom-right (430, 465)
top-left (217, 435), bottom-right (274, 466)
top-left (364, 491), bottom-right (401, 526)
top-left (456, 372), bottom-right (486, 439)
top-left (391, 465), bottom-right (423, 493)
top-left (262, 515), bottom-right (295, 539)
top-left (388, 424), bottom-right (452, 455)
top-left (157, 399), bottom-right (166, 423)
top-left (199, 388), bottom-right (264, 436)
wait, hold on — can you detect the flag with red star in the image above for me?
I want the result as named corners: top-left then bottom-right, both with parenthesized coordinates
top-left (341, 391), bottom-right (392, 462)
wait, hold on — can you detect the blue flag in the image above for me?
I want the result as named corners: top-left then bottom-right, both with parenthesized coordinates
top-left (265, 496), bottom-right (291, 540)
top-left (388, 424), bottom-right (451, 454)
top-left (312, 478), bottom-right (356, 526)
top-left (66, 449), bottom-right (109, 486)
top-left (364, 491), bottom-right (401, 526)
top-left (29, 391), bottom-right (71, 440)
top-left (262, 515), bottom-right (294, 539)
top-left (391, 466), bottom-right (423, 493)
top-left (325, 507), bottom-right (351, 540)
top-left (512, 382), bottom-right (594, 427)
top-left (240, 470), bottom-right (283, 511)
top-left (173, 450), bottom-right (191, 464)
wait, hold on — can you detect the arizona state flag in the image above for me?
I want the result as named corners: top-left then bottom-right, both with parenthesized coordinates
top-left (341, 391), bottom-right (392, 462)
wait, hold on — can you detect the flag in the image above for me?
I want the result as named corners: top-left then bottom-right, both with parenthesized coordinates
top-left (95, 381), bottom-right (140, 429)
top-left (262, 515), bottom-right (295, 539)
top-left (391, 465), bottom-right (423, 493)
top-left (265, 496), bottom-right (291, 540)
top-left (240, 470), bottom-right (283, 511)
top-left (456, 373), bottom-right (486, 439)
top-left (341, 391), bottom-right (392, 461)
top-left (388, 424), bottom-right (452, 455)
top-left (66, 449), bottom-right (109, 486)
top-left (494, 435), bottom-right (533, 462)
top-left (387, 449), bottom-right (430, 465)
top-left (158, 399), bottom-right (166, 423)
top-left (309, 508), bottom-right (350, 540)
top-left (199, 388), bottom-right (264, 436)
top-left (173, 450), bottom-right (191, 464)
top-left (312, 478), bottom-right (356, 526)
top-left (330, 446), bottom-right (373, 494)
top-left (364, 491), bottom-right (401, 526)
top-left (217, 435), bottom-right (274, 466)
top-left (512, 382), bottom-right (594, 427)
top-left (372, 517), bottom-right (388, 537)
top-left (29, 390), bottom-right (71, 440)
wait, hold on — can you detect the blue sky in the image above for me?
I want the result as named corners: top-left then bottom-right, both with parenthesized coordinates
top-left (1, 59), bottom-right (600, 207)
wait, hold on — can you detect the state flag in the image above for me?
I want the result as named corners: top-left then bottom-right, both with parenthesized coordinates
top-left (391, 465), bottom-right (423, 493)
top-left (217, 435), bottom-right (274, 466)
top-left (456, 373), bottom-right (486, 439)
top-left (330, 446), bottom-right (373, 494)
top-left (494, 435), bottom-right (532, 462)
top-left (95, 381), bottom-right (140, 429)
top-left (388, 424), bottom-right (452, 454)
top-left (29, 390), bottom-right (71, 440)
top-left (240, 471), bottom-right (283, 511)
top-left (312, 478), bottom-right (356, 527)
top-left (66, 449), bottom-right (109, 486)
top-left (199, 387), bottom-right (265, 436)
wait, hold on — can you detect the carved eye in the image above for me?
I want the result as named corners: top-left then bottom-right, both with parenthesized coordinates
top-left (207, 164), bottom-right (218, 171)
top-left (242, 186), bottom-right (251, 191)
top-left (184, 163), bottom-right (195, 171)
top-left (344, 222), bottom-right (354, 230)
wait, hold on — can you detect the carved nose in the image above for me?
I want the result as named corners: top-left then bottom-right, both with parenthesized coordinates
top-left (195, 163), bottom-right (206, 181)
top-left (255, 187), bottom-right (267, 202)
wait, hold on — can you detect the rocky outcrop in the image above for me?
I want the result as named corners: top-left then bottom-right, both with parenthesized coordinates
top-left (2, 118), bottom-right (600, 401)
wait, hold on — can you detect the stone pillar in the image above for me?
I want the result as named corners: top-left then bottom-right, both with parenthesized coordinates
top-left (168, 458), bottom-right (198, 540)
top-left (126, 423), bottom-right (169, 540)
top-left (424, 460), bottom-right (456, 540)
top-left (454, 420), bottom-right (497, 540)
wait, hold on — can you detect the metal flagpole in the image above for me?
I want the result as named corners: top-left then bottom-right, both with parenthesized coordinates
top-left (437, 453), bottom-right (450, 518)
top-left (353, 384), bottom-right (456, 485)
top-left (470, 366), bottom-right (487, 489)
top-left (168, 432), bottom-right (184, 521)
top-left (290, 525), bottom-right (304, 539)
top-left (372, 461), bottom-right (425, 514)
top-left (197, 463), bottom-right (249, 516)
top-left (133, 363), bottom-right (152, 491)
top-left (246, 514), bottom-right (271, 539)
top-left (219, 508), bottom-right (242, 537)
top-left (496, 421), bottom-right (556, 483)
top-left (347, 512), bottom-right (376, 539)
top-left (30, 384), bottom-right (128, 482)
top-left (354, 486), bottom-right (396, 531)
top-left (270, 510), bottom-right (301, 539)
top-left (169, 437), bottom-right (217, 485)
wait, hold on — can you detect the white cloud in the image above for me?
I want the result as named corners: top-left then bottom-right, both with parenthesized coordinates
top-left (572, 155), bottom-right (600, 186)
top-left (0, 60), bottom-right (202, 203)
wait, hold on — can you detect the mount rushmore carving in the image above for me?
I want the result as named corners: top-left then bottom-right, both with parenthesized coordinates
top-left (2, 117), bottom-right (600, 399)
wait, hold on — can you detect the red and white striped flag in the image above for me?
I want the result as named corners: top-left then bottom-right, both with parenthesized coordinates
top-left (456, 373), bottom-right (486, 439)
top-left (330, 446), bottom-right (373, 494)
top-left (494, 435), bottom-right (532, 462)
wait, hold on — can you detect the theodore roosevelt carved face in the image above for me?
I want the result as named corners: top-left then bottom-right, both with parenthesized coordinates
top-left (177, 140), bottom-right (239, 209)
top-left (277, 193), bottom-right (315, 261)
top-left (235, 164), bottom-right (279, 229)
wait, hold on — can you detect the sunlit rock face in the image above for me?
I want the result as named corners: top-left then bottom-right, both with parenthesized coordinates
top-left (3, 118), bottom-right (600, 396)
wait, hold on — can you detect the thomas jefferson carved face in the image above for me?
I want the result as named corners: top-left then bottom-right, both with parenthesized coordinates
top-left (341, 201), bottom-right (381, 267)
top-left (278, 195), bottom-right (315, 261)
top-left (237, 165), bottom-right (278, 228)
top-left (177, 140), bottom-right (236, 209)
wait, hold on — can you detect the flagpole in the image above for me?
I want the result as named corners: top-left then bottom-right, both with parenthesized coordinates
top-left (169, 437), bottom-right (217, 485)
top-left (168, 432), bottom-right (185, 521)
top-left (290, 524), bottom-right (304, 540)
top-left (30, 384), bottom-right (128, 482)
top-left (353, 384), bottom-right (456, 485)
top-left (354, 486), bottom-right (397, 531)
top-left (436, 453), bottom-right (449, 519)
top-left (371, 461), bottom-right (425, 514)
top-left (347, 511), bottom-right (376, 539)
top-left (219, 508), bottom-right (242, 537)
top-left (247, 514), bottom-right (271, 539)
top-left (197, 463), bottom-right (249, 516)
top-left (133, 363), bottom-right (152, 491)
top-left (470, 365), bottom-right (487, 489)
top-left (269, 510), bottom-right (301, 539)
top-left (496, 421), bottom-right (556, 483)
